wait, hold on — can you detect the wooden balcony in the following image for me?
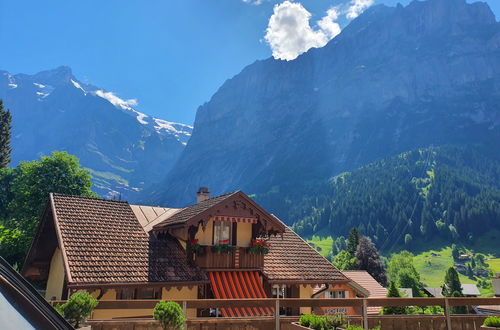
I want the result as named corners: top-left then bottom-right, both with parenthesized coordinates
top-left (194, 246), bottom-right (264, 269)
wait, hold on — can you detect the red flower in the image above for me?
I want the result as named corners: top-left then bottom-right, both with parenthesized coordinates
top-left (190, 239), bottom-right (199, 245)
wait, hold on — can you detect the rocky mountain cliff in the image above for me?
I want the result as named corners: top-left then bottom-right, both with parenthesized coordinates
top-left (0, 66), bottom-right (192, 199)
top-left (151, 0), bottom-right (500, 210)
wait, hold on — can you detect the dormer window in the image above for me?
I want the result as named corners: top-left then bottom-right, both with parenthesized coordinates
top-left (213, 221), bottom-right (236, 246)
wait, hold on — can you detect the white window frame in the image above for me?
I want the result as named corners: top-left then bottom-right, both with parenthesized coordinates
top-left (328, 290), bottom-right (348, 299)
top-left (213, 221), bottom-right (232, 245)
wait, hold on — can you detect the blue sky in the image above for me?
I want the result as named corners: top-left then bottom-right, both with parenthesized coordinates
top-left (1, 0), bottom-right (499, 124)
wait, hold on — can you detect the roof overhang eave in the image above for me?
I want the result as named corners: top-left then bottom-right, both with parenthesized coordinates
top-left (67, 280), bottom-right (210, 290)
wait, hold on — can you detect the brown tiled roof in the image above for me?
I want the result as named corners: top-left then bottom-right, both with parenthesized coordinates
top-left (264, 225), bottom-right (348, 283)
top-left (343, 270), bottom-right (388, 314)
top-left (51, 194), bottom-right (206, 285)
top-left (153, 191), bottom-right (239, 228)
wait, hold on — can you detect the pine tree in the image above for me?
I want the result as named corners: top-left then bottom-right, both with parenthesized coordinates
top-left (355, 236), bottom-right (388, 286)
top-left (451, 244), bottom-right (459, 260)
top-left (0, 100), bottom-right (12, 168)
top-left (442, 267), bottom-right (462, 297)
top-left (347, 227), bottom-right (360, 256)
top-left (383, 281), bottom-right (406, 314)
top-left (466, 264), bottom-right (474, 278)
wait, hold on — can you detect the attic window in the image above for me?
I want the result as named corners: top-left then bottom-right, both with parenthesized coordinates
top-left (213, 221), bottom-right (234, 245)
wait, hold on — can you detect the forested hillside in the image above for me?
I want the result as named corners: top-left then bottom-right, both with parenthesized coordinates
top-left (289, 145), bottom-right (500, 251)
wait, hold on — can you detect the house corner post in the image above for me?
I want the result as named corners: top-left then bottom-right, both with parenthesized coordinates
top-left (275, 299), bottom-right (280, 330)
top-left (182, 300), bottom-right (187, 330)
top-left (362, 299), bottom-right (368, 330)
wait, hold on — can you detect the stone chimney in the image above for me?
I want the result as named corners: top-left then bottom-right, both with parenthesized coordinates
top-left (197, 187), bottom-right (210, 203)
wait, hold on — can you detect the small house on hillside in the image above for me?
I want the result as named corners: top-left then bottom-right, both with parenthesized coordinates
top-left (423, 287), bottom-right (443, 298)
top-left (461, 284), bottom-right (481, 297)
top-left (22, 189), bottom-right (366, 319)
top-left (494, 273), bottom-right (500, 297)
top-left (424, 284), bottom-right (480, 298)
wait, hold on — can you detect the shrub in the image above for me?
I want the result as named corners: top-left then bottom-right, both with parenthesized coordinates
top-left (153, 301), bottom-right (186, 330)
top-left (325, 313), bottom-right (346, 330)
top-left (299, 314), bottom-right (326, 329)
top-left (484, 316), bottom-right (500, 328)
top-left (309, 315), bottom-right (327, 330)
top-left (56, 291), bottom-right (98, 328)
top-left (346, 326), bottom-right (381, 330)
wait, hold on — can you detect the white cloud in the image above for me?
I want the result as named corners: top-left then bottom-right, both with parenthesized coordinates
top-left (346, 0), bottom-right (374, 19)
top-left (94, 90), bottom-right (138, 109)
top-left (264, 1), bottom-right (341, 61)
top-left (317, 7), bottom-right (342, 39)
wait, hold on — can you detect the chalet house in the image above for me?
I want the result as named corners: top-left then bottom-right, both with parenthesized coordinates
top-left (22, 189), bottom-right (363, 319)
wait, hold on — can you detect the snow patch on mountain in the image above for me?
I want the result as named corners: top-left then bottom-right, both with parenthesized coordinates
top-left (5, 73), bottom-right (17, 88)
top-left (71, 79), bottom-right (86, 94)
top-left (153, 118), bottom-right (192, 144)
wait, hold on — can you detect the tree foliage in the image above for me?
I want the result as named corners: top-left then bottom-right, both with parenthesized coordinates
top-left (0, 151), bottom-right (96, 265)
top-left (333, 249), bottom-right (357, 270)
top-left (0, 100), bottom-right (12, 168)
top-left (56, 291), bottom-right (98, 328)
top-left (387, 251), bottom-right (424, 296)
top-left (382, 281), bottom-right (406, 315)
top-left (153, 301), bottom-right (186, 330)
top-left (355, 236), bottom-right (388, 286)
top-left (442, 267), bottom-right (462, 297)
top-left (347, 228), bottom-right (360, 256)
top-left (291, 146), bottom-right (500, 250)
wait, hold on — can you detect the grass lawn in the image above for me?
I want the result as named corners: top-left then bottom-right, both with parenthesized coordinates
top-left (306, 236), bottom-right (333, 258)
top-left (487, 258), bottom-right (500, 273)
top-left (411, 247), bottom-right (497, 296)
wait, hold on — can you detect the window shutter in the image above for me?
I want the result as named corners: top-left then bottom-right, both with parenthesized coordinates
top-left (344, 291), bottom-right (349, 298)
top-left (232, 222), bottom-right (238, 246)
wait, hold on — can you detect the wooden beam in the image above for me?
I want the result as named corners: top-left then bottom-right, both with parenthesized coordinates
top-left (362, 299), bottom-right (368, 330)
top-left (275, 299), bottom-right (280, 330)
top-left (444, 298), bottom-right (452, 330)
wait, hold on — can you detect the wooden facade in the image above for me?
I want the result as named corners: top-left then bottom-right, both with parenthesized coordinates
top-left (194, 247), bottom-right (264, 269)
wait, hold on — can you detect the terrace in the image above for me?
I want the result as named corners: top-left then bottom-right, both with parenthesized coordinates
top-left (73, 297), bottom-right (500, 330)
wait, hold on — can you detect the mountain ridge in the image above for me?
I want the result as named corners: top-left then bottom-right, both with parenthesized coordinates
top-left (149, 0), bottom-right (500, 208)
top-left (0, 66), bottom-right (192, 199)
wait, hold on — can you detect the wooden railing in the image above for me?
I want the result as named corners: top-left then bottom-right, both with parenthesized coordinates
top-left (194, 247), bottom-right (264, 269)
top-left (82, 297), bottom-right (500, 330)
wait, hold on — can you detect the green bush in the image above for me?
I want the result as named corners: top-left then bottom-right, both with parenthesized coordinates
top-left (484, 316), bottom-right (500, 328)
top-left (309, 315), bottom-right (327, 330)
top-left (56, 291), bottom-right (98, 328)
top-left (299, 314), bottom-right (326, 329)
top-left (325, 313), bottom-right (346, 330)
top-left (346, 326), bottom-right (380, 330)
top-left (299, 314), bottom-right (315, 327)
top-left (153, 301), bottom-right (186, 330)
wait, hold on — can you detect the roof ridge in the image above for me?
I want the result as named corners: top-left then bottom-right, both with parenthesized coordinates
top-left (51, 193), bottom-right (129, 204)
top-left (183, 190), bottom-right (240, 208)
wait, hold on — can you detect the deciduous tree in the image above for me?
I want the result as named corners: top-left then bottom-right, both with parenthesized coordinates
top-left (355, 236), bottom-right (388, 286)
top-left (0, 100), bottom-right (12, 168)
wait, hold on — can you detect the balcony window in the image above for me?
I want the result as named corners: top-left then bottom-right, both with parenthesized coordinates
top-left (213, 221), bottom-right (235, 245)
